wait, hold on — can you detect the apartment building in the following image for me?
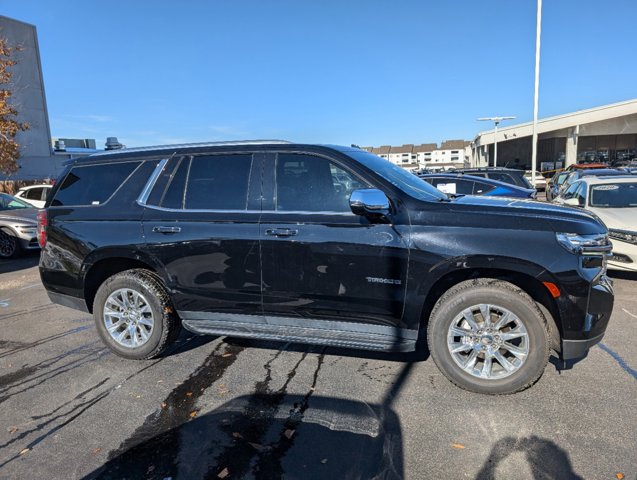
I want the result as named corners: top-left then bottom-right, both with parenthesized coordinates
top-left (362, 140), bottom-right (470, 170)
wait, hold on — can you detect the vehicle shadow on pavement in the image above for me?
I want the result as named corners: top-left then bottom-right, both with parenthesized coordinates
top-left (475, 435), bottom-right (583, 480)
top-left (608, 270), bottom-right (637, 281)
top-left (0, 252), bottom-right (39, 275)
top-left (84, 393), bottom-right (404, 480)
top-left (83, 341), bottom-right (418, 480)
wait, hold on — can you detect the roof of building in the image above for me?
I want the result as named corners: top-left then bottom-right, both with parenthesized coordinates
top-left (372, 145), bottom-right (391, 154)
top-left (440, 140), bottom-right (466, 150)
top-left (414, 143), bottom-right (437, 153)
top-left (475, 98), bottom-right (637, 146)
top-left (390, 144), bottom-right (414, 154)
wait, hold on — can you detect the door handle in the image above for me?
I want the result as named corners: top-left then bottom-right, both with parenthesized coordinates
top-left (265, 228), bottom-right (298, 237)
top-left (152, 226), bottom-right (182, 234)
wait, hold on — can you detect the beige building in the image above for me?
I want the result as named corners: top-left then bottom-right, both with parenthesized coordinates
top-left (471, 99), bottom-right (637, 170)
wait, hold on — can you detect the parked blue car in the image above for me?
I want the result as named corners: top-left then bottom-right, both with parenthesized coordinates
top-left (418, 173), bottom-right (537, 199)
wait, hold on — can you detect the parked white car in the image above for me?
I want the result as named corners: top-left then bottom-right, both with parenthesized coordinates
top-left (524, 171), bottom-right (547, 190)
top-left (557, 176), bottom-right (637, 272)
top-left (14, 184), bottom-right (52, 208)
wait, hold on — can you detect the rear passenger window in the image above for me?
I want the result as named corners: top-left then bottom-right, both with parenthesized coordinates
top-left (473, 181), bottom-right (496, 195)
top-left (51, 162), bottom-right (140, 206)
top-left (488, 172), bottom-right (514, 184)
top-left (185, 155), bottom-right (253, 210)
top-left (26, 188), bottom-right (43, 200)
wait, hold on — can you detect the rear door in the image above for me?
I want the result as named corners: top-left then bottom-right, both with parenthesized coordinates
top-left (259, 151), bottom-right (410, 327)
top-left (142, 152), bottom-right (263, 316)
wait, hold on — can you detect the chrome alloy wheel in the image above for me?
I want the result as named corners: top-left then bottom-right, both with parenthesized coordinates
top-left (0, 230), bottom-right (16, 258)
top-left (103, 288), bottom-right (154, 348)
top-left (447, 304), bottom-right (529, 380)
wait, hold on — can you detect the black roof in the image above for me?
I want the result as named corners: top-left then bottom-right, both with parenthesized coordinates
top-left (69, 141), bottom-right (361, 165)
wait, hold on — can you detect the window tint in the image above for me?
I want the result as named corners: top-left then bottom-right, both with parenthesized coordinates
top-left (563, 182), bottom-right (580, 199)
top-left (473, 181), bottom-right (496, 195)
top-left (276, 154), bottom-right (369, 212)
top-left (51, 162), bottom-right (139, 206)
top-left (573, 183), bottom-right (586, 205)
top-left (160, 157), bottom-right (189, 209)
top-left (488, 172), bottom-right (514, 184)
top-left (431, 178), bottom-right (473, 195)
top-left (185, 154), bottom-right (252, 210)
top-left (26, 188), bottom-right (43, 200)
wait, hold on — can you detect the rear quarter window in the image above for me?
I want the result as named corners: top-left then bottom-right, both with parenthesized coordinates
top-left (51, 161), bottom-right (141, 207)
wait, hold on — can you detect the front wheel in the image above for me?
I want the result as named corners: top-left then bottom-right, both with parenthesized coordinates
top-left (0, 228), bottom-right (21, 259)
top-left (427, 279), bottom-right (549, 394)
top-left (93, 269), bottom-right (182, 359)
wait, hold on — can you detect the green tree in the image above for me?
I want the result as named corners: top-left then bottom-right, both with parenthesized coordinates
top-left (0, 37), bottom-right (29, 174)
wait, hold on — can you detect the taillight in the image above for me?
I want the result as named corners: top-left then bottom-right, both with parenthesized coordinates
top-left (37, 210), bottom-right (48, 248)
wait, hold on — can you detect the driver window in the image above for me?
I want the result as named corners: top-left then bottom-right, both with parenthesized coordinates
top-left (276, 154), bottom-right (369, 212)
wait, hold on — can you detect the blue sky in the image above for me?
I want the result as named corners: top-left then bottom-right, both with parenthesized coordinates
top-left (4, 0), bottom-right (637, 148)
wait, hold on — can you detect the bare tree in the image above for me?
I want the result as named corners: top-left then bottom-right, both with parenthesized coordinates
top-left (0, 37), bottom-right (29, 174)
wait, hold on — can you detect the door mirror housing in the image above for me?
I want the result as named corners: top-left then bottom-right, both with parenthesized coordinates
top-left (563, 198), bottom-right (580, 207)
top-left (350, 189), bottom-right (391, 217)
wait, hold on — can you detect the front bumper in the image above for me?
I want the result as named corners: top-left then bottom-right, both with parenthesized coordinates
top-left (607, 239), bottom-right (637, 272)
top-left (562, 333), bottom-right (605, 360)
top-left (18, 235), bottom-right (40, 251)
top-left (557, 273), bottom-right (614, 360)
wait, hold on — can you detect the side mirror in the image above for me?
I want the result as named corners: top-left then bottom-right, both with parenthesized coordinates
top-left (563, 198), bottom-right (580, 207)
top-left (350, 189), bottom-right (390, 217)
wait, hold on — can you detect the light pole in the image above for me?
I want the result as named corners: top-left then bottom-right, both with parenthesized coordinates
top-left (477, 116), bottom-right (516, 167)
top-left (530, 0), bottom-right (543, 187)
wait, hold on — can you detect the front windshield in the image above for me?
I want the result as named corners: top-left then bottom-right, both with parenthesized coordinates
top-left (0, 193), bottom-right (32, 211)
top-left (345, 150), bottom-right (448, 202)
top-left (589, 182), bottom-right (637, 208)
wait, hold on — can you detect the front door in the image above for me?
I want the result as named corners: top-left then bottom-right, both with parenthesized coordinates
top-left (260, 152), bottom-right (410, 328)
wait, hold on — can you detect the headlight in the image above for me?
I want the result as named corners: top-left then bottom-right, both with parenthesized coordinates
top-left (556, 232), bottom-right (612, 255)
top-left (609, 229), bottom-right (637, 245)
top-left (16, 226), bottom-right (37, 236)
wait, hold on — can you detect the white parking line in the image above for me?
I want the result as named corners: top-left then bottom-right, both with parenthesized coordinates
top-left (0, 299), bottom-right (10, 308)
top-left (621, 308), bottom-right (637, 319)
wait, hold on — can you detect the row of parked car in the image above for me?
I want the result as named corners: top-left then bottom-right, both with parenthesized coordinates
top-left (547, 163), bottom-right (636, 272)
top-left (0, 184), bottom-right (52, 258)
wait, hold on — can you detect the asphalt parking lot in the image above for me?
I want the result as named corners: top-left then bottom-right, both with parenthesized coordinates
top-left (0, 253), bottom-right (635, 480)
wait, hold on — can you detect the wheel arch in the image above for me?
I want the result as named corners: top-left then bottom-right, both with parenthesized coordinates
top-left (418, 259), bottom-right (563, 353)
top-left (82, 249), bottom-right (168, 313)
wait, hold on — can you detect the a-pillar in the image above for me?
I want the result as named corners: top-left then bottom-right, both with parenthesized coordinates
top-left (565, 125), bottom-right (579, 168)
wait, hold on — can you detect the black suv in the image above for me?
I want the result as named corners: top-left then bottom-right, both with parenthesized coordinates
top-left (39, 142), bottom-right (614, 394)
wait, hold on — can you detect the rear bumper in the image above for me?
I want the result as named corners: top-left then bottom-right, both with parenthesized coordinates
top-left (47, 291), bottom-right (89, 313)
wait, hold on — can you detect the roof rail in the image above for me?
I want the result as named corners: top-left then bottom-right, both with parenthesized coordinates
top-left (91, 139), bottom-right (293, 156)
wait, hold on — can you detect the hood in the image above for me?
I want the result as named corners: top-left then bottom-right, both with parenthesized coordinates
top-left (588, 207), bottom-right (637, 231)
top-left (428, 195), bottom-right (606, 235)
top-left (0, 208), bottom-right (38, 225)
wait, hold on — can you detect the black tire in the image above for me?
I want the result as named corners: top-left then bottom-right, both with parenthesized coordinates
top-left (93, 269), bottom-right (181, 359)
top-left (0, 228), bottom-right (21, 259)
top-left (427, 278), bottom-right (549, 395)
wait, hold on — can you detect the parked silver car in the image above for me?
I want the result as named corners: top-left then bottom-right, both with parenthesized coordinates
top-left (0, 193), bottom-right (40, 258)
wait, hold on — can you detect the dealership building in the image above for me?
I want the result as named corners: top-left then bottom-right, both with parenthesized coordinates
top-left (471, 99), bottom-right (637, 171)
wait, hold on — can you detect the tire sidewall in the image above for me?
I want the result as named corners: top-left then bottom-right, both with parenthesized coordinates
top-left (94, 274), bottom-right (167, 359)
top-left (429, 283), bottom-right (549, 394)
top-left (0, 229), bottom-right (19, 259)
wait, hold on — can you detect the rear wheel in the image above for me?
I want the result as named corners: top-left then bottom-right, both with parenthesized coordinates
top-left (0, 228), bottom-right (21, 259)
top-left (93, 269), bottom-right (181, 359)
top-left (427, 278), bottom-right (549, 394)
